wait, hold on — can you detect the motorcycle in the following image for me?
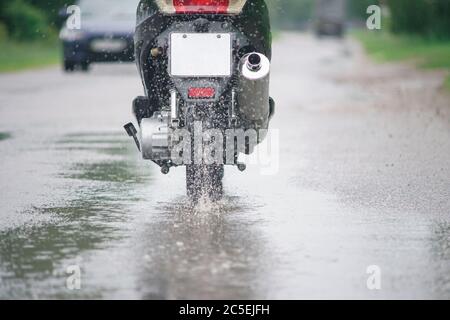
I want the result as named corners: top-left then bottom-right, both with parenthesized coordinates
top-left (124, 0), bottom-right (274, 201)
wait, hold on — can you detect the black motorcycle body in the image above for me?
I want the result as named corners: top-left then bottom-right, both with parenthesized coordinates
top-left (127, 0), bottom-right (274, 200)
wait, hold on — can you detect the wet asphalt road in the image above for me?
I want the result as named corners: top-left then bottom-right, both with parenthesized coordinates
top-left (0, 33), bottom-right (449, 299)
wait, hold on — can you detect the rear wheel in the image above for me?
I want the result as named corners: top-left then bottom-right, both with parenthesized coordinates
top-left (63, 60), bottom-right (75, 72)
top-left (184, 103), bottom-right (227, 202)
top-left (186, 164), bottom-right (224, 202)
top-left (80, 61), bottom-right (90, 72)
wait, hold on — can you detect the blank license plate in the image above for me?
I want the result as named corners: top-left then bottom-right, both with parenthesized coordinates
top-left (170, 33), bottom-right (231, 77)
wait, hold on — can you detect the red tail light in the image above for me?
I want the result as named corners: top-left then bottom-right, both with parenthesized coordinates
top-left (188, 87), bottom-right (216, 99)
top-left (156, 0), bottom-right (247, 14)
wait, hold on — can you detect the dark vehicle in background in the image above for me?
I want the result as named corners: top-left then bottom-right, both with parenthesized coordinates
top-left (59, 0), bottom-right (140, 72)
top-left (314, 0), bottom-right (346, 37)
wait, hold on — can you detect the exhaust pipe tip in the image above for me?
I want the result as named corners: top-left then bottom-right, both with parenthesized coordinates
top-left (240, 52), bottom-right (270, 81)
top-left (247, 53), bottom-right (262, 71)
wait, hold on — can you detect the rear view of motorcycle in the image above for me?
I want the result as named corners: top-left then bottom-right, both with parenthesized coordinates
top-left (125, 0), bottom-right (274, 201)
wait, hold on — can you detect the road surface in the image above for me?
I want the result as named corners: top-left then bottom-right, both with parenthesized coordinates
top-left (0, 33), bottom-right (449, 299)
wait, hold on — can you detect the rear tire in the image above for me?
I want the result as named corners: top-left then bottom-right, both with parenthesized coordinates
top-left (80, 61), bottom-right (90, 72)
top-left (186, 165), bottom-right (224, 203)
top-left (184, 103), bottom-right (227, 203)
top-left (63, 61), bottom-right (75, 72)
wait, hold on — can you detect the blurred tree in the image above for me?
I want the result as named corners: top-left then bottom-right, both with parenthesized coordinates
top-left (388, 0), bottom-right (431, 34)
top-left (1, 0), bottom-right (50, 40)
top-left (347, 0), bottom-right (380, 19)
top-left (24, 0), bottom-right (70, 27)
top-left (387, 0), bottom-right (450, 39)
top-left (429, 0), bottom-right (450, 38)
top-left (1, 0), bottom-right (448, 40)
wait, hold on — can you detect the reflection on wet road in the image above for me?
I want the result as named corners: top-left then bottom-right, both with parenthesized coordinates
top-left (0, 33), bottom-right (449, 299)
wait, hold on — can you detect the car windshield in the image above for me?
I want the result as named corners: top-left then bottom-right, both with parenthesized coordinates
top-left (78, 0), bottom-right (140, 21)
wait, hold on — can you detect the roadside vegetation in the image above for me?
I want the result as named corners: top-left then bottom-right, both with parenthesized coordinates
top-left (0, 0), bottom-right (449, 79)
top-left (352, 0), bottom-right (450, 90)
top-left (354, 31), bottom-right (450, 90)
top-left (268, 0), bottom-right (376, 29)
top-left (0, 35), bottom-right (60, 72)
top-left (0, 0), bottom-right (67, 72)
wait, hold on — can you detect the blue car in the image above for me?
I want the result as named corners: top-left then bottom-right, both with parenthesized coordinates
top-left (59, 0), bottom-right (139, 72)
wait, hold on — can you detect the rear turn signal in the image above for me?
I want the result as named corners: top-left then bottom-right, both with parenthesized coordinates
top-left (156, 0), bottom-right (247, 15)
top-left (188, 87), bottom-right (216, 99)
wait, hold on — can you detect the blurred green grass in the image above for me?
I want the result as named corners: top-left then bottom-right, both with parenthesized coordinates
top-left (0, 39), bottom-right (60, 73)
top-left (354, 30), bottom-right (450, 90)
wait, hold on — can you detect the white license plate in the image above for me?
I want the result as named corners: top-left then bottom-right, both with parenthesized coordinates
top-left (170, 33), bottom-right (231, 77)
top-left (91, 39), bottom-right (127, 53)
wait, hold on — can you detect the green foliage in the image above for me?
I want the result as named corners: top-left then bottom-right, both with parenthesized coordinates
top-left (387, 0), bottom-right (450, 39)
top-left (1, 0), bottom-right (51, 41)
top-left (445, 77), bottom-right (450, 91)
top-left (0, 37), bottom-right (60, 72)
top-left (0, 23), bottom-right (8, 41)
top-left (24, 0), bottom-right (71, 27)
top-left (388, 0), bottom-right (431, 35)
top-left (347, 0), bottom-right (380, 19)
top-left (268, 0), bottom-right (450, 38)
top-left (428, 0), bottom-right (450, 39)
top-left (354, 30), bottom-right (450, 89)
top-left (0, 0), bottom-right (70, 40)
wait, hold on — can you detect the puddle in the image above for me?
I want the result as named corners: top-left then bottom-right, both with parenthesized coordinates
top-left (0, 131), bottom-right (149, 298)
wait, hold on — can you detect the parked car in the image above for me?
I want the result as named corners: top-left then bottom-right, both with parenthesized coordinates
top-left (59, 0), bottom-right (139, 72)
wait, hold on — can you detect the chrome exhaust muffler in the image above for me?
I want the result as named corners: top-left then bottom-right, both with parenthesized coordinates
top-left (237, 52), bottom-right (271, 131)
